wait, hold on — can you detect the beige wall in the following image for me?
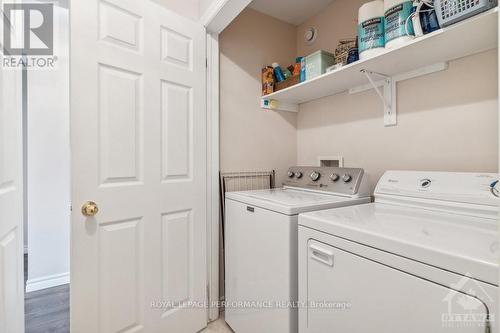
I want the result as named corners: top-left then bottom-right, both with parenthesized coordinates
top-left (295, 0), bottom-right (498, 191)
top-left (151, 0), bottom-right (199, 20)
top-left (220, 8), bottom-right (298, 184)
top-left (221, 1), bottom-right (498, 191)
top-left (152, 0), bottom-right (218, 21)
top-left (199, 0), bottom-right (217, 18)
top-left (297, 50), bottom-right (498, 190)
top-left (296, 0), bottom-right (365, 57)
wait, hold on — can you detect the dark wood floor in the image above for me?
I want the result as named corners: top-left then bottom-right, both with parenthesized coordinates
top-left (24, 255), bottom-right (70, 333)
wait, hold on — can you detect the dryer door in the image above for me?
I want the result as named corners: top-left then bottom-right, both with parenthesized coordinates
top-left (302, 238), bottom-right (490, 333)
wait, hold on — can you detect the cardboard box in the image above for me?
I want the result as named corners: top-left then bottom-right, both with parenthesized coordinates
top-left (275, 75), bottom-right (300, 92)
top-left (261, 66), bottom-right (275, 95)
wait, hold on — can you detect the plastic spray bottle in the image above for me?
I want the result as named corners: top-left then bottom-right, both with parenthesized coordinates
top-left (272, 63), bottom-right (285, 82)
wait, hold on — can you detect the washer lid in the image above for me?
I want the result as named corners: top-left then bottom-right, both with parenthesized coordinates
top-left (225, 188), bottom-right (370, 215)
top-left (299, 203), bottom-right (499, 285)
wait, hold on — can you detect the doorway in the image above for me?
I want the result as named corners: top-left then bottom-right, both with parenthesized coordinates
top-left (23, 1), bottom-right (70, 332)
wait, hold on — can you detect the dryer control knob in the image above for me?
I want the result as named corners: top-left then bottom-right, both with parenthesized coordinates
top-left (420, 179), bottom-right (431, 188)
top-left (330, 173), bottom-right (340, 182)
top-left (310, 171), bottom-right (321, 181)
top-left (342, 174), bottom-right (352, 183)
top-left (490, 180), bottom-right (499, 197)
top-left (295, 172), bottom-right (303, 179)
top-left (287, 171), bottom-right (295, 178)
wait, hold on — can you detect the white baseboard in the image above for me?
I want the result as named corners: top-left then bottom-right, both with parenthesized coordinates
top-left (25, 272), bottom-right (70, 293)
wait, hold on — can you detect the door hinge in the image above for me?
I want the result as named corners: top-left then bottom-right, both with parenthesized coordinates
top-left (206, 58), bottom-right (208, 68)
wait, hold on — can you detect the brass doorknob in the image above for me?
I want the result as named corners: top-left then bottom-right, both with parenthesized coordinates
top-left (81, 201), bottom-right (99, 217)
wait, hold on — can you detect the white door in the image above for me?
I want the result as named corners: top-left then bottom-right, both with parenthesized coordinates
top-left (0, 14), bottom-right (24, 333)
top-left (70, 0), bottom-right (207, 332)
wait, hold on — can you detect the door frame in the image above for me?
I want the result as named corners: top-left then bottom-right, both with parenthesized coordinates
top-left (206, 31), bottom-right (220, 322)
top-left (202, 0), bottom-right (252, 322)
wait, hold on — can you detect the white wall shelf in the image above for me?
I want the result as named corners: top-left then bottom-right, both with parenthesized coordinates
top-left (261, 7), bottom-right (498, 124)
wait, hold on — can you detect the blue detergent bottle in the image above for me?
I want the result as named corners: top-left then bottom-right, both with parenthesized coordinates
top-left (272, 62), bottom-right (285, 82)
top-left (419, 2), bottom-right (440, 34)
top-left (300, 57), bottom-right (306, 82)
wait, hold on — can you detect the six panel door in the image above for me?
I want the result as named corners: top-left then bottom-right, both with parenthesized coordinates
top-left (70, 0), bottom-right (207, 332)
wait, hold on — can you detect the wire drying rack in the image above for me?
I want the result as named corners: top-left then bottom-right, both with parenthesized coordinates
top-left (219, 170), bottom-right (275, 234)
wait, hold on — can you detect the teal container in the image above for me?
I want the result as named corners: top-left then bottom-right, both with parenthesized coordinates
top-left (384, 0), bottom-right (415, 48)
top-left (300, 57), bottom-right (306, 82)
top-left (305, 50), bottom-right (335, 81)
top-left (358, 17), bottom-right (385, 55)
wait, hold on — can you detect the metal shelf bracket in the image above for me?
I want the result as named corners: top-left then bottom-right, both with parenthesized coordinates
top-left (350, 62), bottom-right (448, 127)
top-left (360, 69), bottom-right (396, 126)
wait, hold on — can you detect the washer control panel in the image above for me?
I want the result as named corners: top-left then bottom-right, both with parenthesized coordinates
top-left (376, 171), bottom-right (499, 204)
top-left (283, 166), bottom-right (366, 195)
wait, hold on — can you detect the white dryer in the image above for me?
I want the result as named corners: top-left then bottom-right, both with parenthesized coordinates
top-left (225, 166), bottom-right (371, 333)
top-left (298, 171), bottom-right (499, 333)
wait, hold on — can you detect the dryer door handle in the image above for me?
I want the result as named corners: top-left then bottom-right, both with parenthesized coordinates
top-left (309, 243), bottom-right (334, 267)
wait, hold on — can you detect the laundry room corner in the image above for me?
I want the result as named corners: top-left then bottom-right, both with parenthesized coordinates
top-left (219, 8), bottom-right (298, 184)
top-left (295, 0), bottom-right (498, 191)
top-left (0, 0), bottom-right (497, 332)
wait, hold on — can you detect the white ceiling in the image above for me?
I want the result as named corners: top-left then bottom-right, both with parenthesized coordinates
top-left (248, 0), bottom-right (336, 26)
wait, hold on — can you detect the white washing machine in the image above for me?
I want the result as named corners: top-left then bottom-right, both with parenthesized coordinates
top-left (298, 171), bottom-right (499, 333)
top-left (224, 166), bottom-right (371, 333)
